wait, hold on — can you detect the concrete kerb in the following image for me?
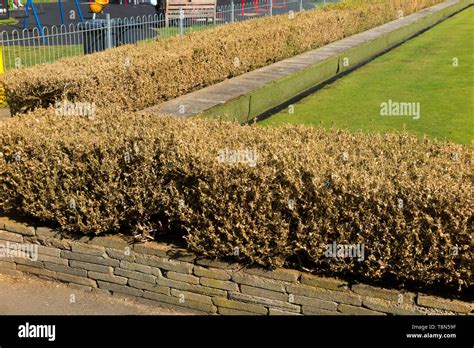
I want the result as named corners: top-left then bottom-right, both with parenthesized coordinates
top-left (248, 56), bottom-right (339, 121)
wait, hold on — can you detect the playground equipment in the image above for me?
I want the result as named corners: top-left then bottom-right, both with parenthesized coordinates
top-left (241, 0), bottom-right (286, 16)
top-left (23, 0), bottom-right (84, 35)
top-left (1, 0), bottom-right (10, 19)
top-left (58, 0), bottom-right (84, 24)
top-left (90, 0), bottom-right (109, 18)
top-left (23, 0), bottom-right (43, 35)
top-left (9, 0), bottom-right (24, 10)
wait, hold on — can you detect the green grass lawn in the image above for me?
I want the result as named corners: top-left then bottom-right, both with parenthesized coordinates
top-left (0, 18), bottom-right (19, 26)
top-left (2, 44), bottom-right (84, 70)
top-left (260, 7), bottom-right (474, 146)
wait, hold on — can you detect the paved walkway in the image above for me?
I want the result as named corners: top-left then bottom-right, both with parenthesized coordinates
top-left (0, 273), bottom-right (192, 315)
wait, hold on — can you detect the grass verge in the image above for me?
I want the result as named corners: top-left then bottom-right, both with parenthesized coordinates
top-left (260, 7), bottom-right (474, 146)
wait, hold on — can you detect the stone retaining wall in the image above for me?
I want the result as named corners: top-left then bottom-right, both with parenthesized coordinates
top-left (0, 217), bottom-right (472, 315)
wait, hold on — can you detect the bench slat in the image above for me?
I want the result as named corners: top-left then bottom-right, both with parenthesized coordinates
top-left (165, 0), bottom-right (216, 26)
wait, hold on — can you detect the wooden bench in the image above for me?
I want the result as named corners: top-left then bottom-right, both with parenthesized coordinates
top-left (165, 0), bottom-right (217, 27)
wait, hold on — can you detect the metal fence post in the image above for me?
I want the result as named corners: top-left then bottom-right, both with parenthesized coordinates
top-left (179, 8), bottom-right (184, 36)
top-left (299, 0), bottom-right (303, 12)
top-left (231, 0), bottom-right (235, 23)
top-left (270, 0), bottom-right (273, 16)
top-left (106, 13), bottom-right (112, 49)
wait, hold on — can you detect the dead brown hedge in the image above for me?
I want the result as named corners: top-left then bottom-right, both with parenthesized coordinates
top-left (2, 0), bottom-right (443, 114)
top-left (0, 109), bottom-right (472, 291)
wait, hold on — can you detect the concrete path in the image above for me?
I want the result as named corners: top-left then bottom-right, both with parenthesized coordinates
top-left (0, 273), bottom-right (192, 315)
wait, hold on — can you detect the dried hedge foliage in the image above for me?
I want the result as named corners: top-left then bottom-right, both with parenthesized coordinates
top-left (0, 109), bottom-right (472, 291)
top-left (2, 0), bottom-right (443, 114)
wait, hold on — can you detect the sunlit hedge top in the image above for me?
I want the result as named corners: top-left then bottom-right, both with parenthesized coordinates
top-left (1, 109), bottom-right (471, 291)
